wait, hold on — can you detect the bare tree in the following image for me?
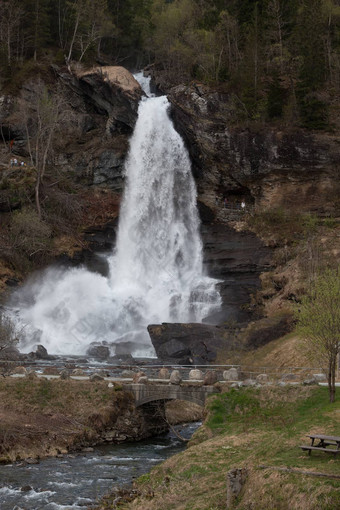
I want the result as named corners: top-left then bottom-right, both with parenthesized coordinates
top-left (19, 80), bottom-right (72, 218)
top-left (0, 0), bottom-right (23, 67)
top-left (296, 267), bottom-right (340, 403)
top-left (66, 0), bottom-right (113, 64)
top-left (0, 309), bottom-right (19, 354)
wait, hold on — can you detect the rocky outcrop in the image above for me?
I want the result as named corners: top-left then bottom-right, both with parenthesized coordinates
top-left (0, 66), bottom-right (143, 191)
top-left (200, 219), bottom-right (272, 324)
top-left (73, 66), bottom-right (143, 132)
top-left (148, 322), bottom-right (238, 365)
top-left (167, 84), bottom-right (340, 216)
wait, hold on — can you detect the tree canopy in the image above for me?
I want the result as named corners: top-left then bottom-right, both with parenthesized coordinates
top-left (0, 0), bottom-right (339, 127)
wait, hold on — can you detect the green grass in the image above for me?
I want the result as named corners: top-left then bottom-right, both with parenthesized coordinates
top-left (123, 386), bottom-right (340, 510)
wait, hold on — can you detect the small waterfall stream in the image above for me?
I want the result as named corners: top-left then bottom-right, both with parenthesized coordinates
top-left (11, 74), bottom-right (221, 357)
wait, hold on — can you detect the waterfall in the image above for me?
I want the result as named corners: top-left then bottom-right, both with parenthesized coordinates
top-left (12, 76), bottom-right (221, 357)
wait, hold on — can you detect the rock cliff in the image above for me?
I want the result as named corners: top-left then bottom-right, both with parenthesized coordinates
top-left (167, 84), bottom-right (340, 217)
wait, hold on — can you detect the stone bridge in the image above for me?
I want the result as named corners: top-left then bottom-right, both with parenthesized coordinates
top-left (122, 383), bottom-right (219, 407)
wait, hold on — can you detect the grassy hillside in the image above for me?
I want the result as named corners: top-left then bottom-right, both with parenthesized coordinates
top-left (102, 386), bottom-right (340, 510)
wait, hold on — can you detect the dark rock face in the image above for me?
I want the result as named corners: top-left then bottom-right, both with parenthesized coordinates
top-left (168, 84), bottom-right (340, 216)
top-left (147, 322), bottom-right (235, 365)
top-left (0, 66), bottom-right (142, 192)
top-left (201, 222), bottom-right (272, 324)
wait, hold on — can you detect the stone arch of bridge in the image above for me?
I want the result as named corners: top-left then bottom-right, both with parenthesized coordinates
top-left (135, 395), bottom-right (206, 408)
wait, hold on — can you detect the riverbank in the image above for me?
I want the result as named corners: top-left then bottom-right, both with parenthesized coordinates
top-left (0, 377), bottom-right (203, 463)
top-left (97, 385), bottom-right (340, 510)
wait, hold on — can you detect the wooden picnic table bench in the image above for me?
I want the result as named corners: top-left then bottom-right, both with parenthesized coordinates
top-left (300, 434), bottom-right (340, 456)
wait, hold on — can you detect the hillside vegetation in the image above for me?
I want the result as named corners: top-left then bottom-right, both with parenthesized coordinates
top-left (98, 385), bottom-right (340, 510)
top-left (1, 1), bottom-right (339, 128)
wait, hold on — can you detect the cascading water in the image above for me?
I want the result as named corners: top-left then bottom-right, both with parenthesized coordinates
top-left (12, 75), bottom-right (221, 357)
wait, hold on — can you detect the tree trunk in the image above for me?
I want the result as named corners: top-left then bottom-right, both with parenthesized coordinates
top-left (328, 357), bottom-right (336, 403)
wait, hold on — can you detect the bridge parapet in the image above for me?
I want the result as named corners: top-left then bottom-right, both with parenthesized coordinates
top-left (122, 383), bottom-right (219, 407)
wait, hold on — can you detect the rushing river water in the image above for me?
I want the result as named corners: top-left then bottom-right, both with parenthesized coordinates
top-left (0, 422), bottom-right (199, 510)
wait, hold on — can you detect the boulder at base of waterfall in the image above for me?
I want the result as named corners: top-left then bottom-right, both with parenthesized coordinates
top-left (147, 323), bottom-right (231, 364)
top-left (203, 370), bottom-right (218, 385)
top-left (27, 344), bottom-right (56, 360)
top-left (86, 344), bottom-right (110, 360)
top-left (110, 353), bottom-right (136, 365)
top-left (189, 369), bottom-right (203, 380)
top-left (170, 370), bottom-right (182, 385)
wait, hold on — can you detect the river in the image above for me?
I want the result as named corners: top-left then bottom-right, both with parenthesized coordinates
top-left (0, 422), bottom-right (199, 510)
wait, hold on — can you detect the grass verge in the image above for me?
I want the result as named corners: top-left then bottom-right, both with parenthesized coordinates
top-left (107, 386), bottom-right (340, 510)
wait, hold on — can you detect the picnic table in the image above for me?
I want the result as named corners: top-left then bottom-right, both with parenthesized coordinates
top-left (300, 434), bottom-right (340, 456)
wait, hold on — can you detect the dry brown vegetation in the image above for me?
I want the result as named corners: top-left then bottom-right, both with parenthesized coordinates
top-left (0, 378), bottom-right (131, 462)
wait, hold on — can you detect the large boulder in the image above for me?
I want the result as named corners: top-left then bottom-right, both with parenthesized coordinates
top-left (147, 322), bottom-right (232, 365)
top-left (86, 344), bottom-right (110, 360)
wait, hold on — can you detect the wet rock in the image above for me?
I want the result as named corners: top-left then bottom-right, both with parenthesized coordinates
top-left (189, 369), bottom-right (203, 380)
top-left (223, 368), bottom-right (239, 381)
top-left (203, 370), bottom-right (218, 385)
top-left (35, 344), bottom-right (49, 359)
top-left (21, 485), bottom-right (33, 491)
top-left (25, 458), bottom-right (39, 464)
top-left (170, 370), bottom-right (182, 385)
top-left (110, 353), bottom-right (136, 365)
top-left (148, 322), bottom-right (231, 365)
top-left (86, 345), bottom-right (110, 360)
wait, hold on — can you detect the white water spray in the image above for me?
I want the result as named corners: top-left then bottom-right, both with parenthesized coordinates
top-left (13, 76), bottom-right (221, 356)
